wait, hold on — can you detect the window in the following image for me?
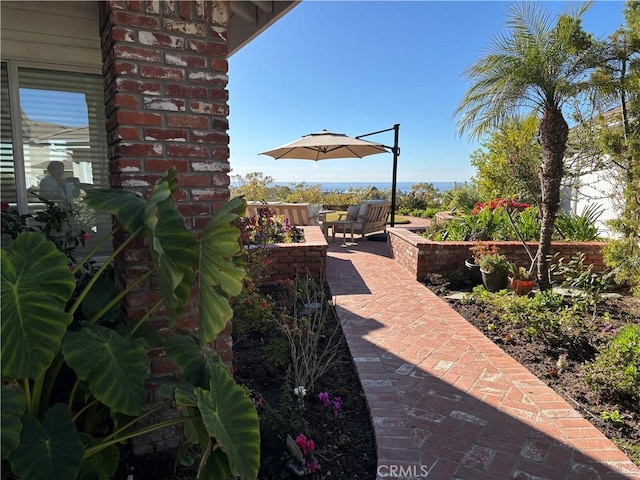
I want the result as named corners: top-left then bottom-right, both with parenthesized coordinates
top-left (1, 61), bottom-right (112, 256)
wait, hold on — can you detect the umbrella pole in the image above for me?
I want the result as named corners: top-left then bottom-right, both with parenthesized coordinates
top-left (390, 123), bottom-right (400, 227)
top-left (357, 124), bottom-right (401, 227)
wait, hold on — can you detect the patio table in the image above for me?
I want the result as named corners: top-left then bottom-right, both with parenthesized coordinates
top-left (327, 219), bottom-right (355, 244)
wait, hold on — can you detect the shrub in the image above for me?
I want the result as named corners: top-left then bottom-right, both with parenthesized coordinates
top-left (271, 276), bottom-right (343, 392)
top-left (1, 193), bottom-right (89, 262)
top-left (470, 289), bottom-right (590, 348)
top-left (422, 203), bottom-right (602, 243)
top-left (515, 206), bottom-right (541, 241)
top-left (552, 252), bottom-right (615, 318)
top-left (441, 182), bottom-right (480, 211)
top-left (603, 236), bottom-right (640, 298)
top-left (231, 289), bottom-right (276, 342)
top-left (584, 324), bottom-right (640, 401)
top-left (397, 207), bottom-right (439, 218)
top-left (236, 207), bottom-right (305, 245)
top-left (555, 204), bottom-right (602, 241)
top-left (470, 198), bottom-right (531, 215)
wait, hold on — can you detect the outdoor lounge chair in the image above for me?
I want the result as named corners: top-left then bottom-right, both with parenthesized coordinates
top-left (245, 202), bottom-right (315, 226)
top-left (328, 200), bottom-right (391, 241)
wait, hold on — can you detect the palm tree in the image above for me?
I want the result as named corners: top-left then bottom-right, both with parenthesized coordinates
top-left (455, 2), bottom-right (598, 290)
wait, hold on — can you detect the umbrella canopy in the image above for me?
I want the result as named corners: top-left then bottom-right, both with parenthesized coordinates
top-left (260, 130), bottom-right (388, 161)
top-left (259, 125), bottom-right (400, 227)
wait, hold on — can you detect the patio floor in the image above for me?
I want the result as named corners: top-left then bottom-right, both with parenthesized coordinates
top-left (325, 234), bottom-right (640, 480)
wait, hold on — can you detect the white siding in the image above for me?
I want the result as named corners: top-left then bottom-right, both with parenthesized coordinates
top-left (565, 168), bottom-right (620, 238)
top-left (0, 1), bottom-right (101, 69)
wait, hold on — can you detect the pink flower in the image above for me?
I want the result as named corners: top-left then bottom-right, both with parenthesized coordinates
top-left (82, 233), bottom-right (91, 242)
top-left (307, 461), bottom-right (318, 473)
top-left (1, 201), bottom-right (9, 211)
top-left (295, 433), bottom-right (308, 452)
top-left (295, 433), bottom-right (315, 456)
top-left (333, 397), bottom-right (342, 420)
top-left (318, 391), bottom-right (330, 407)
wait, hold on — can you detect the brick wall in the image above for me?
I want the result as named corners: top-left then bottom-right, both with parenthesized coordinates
top-left (387, 227), bottom-right (607, 282)
top-left (99, 1), bottom-right (233, 369)
top-left (255, 226), bottom-right (328, 286)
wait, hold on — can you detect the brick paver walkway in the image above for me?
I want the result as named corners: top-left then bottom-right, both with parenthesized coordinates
top-left (326, 236), bottom-right (639, 480)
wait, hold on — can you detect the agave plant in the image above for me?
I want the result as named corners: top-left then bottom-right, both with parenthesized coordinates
top-left (1, 168), bottom-right (259, 479)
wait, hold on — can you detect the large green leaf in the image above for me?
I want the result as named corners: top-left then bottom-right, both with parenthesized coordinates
top-left (80, 276), bottom-right (121, 323)
top-left (198, 197), bottom-right (246, 344)
top-left (88, 170), bottom-right (197, 320)
top-left (9, 403), bottom-right (84, 480)
top-left (126, 169), bottom-right (196, 320)
top-left (1, 232), bottom-right (75, 379)
top-left (199, 448), bottom-right (232, 480)
top-left (179, 416), bottom-right (233, 478)
top-left (62, 324), bottom-right (147, 416)
top-left (199, 290), bottom-right (235, 346)
top-left (174, 386), bottom-right (198, 408)
top-left (195, 357), bottom-right (260, 480)
top-left (78, 435), bottom-right (119, 480)
top-left (151, 199), bottom-right (197, 319)
top-left (164, 333), bottom-right (209, 389)
top-left (1, 383), bottom-right (25, 460)
top-left (84, 189), bottom-right (146, 233)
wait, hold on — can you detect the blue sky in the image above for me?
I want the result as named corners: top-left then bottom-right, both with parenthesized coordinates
top-left (227, 1), bottom-right (626, 184)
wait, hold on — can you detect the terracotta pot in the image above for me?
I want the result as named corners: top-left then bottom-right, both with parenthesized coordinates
top-left (481, 270), bottom-right (509, 292)
top-left (464, 258), bottom-right (482, 285)
top-left (509, 277), bottom-right (535, 296)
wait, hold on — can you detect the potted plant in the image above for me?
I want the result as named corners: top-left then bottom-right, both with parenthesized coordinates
top-left (478, 252), bottom-right (511, 292)
top-left (509, 264), bottom-right (536, 295)
top-left (464, 257), bottom-right (482, 285)
top-left (466, 242), bottom-right (500, 286)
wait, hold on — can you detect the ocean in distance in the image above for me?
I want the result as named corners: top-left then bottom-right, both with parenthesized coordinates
top-left (272, 181), bottom-right (461, 193)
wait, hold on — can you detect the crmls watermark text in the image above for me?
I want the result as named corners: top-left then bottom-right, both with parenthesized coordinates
top-left (377, 464), bottom-right (430, 478)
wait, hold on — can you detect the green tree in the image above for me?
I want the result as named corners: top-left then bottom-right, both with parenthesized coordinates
top-left (441, 182), bottom-right (480, 212)
top-left (595, 0), bottom-right (640, 295)
top-left (283, 182), bottom-right (324, 204)
top-left (398, 182), bottom-right (443, 211)
top-left (231, 172), bottom-right (277, 201)
top-left (410, 182), bottom-right (442, 205)
top-left (455, 3), bottom-right (598, 290)
top-left (469, 118), bottom-right (541, 203)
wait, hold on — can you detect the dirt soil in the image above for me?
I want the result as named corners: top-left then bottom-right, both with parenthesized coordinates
top-left (232, 292), bottom-right (377, 479)
top-left (425, 277), bottom-right (640, 465)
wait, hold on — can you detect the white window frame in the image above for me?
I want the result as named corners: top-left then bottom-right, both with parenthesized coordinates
top-left (3, 59), bottom-right (106, 215)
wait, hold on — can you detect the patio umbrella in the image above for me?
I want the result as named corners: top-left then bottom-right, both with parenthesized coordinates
top-left (259, 130), bottom-right (388, 161)
top-left (260, 125), bottom-right (400, 226)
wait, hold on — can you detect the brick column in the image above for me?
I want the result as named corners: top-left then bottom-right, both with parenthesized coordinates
top-left (99, 0), bottom-right (234, 368)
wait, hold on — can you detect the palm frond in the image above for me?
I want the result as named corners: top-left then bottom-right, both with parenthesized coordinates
top-left (455, 1), bottom-right (597, 140)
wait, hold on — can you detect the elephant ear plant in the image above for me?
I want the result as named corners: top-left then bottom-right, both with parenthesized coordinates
top-left (1, 168), bottom-right (259, 479)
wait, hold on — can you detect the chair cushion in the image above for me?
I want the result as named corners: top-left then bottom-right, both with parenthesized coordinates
top-left (357, 203), bottom-right (370, 219)
top-left (345, 205), bottom-right (360, 221)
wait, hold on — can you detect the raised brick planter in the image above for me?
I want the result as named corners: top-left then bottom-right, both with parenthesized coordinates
top-left (387, 227), bottom-right (606, 281)
top-left (256, 226), bottom-right (328, 285)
